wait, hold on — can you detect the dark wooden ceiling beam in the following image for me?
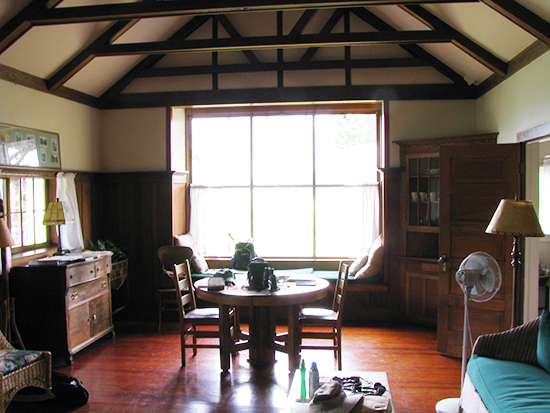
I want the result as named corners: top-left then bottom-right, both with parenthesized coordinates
top-left (98, 15), bottom-right (211, 108)
top-left (94, 30), bottom-right (453, 56)
top-left (47, 20), bottom-right (139, 92)
top-left (138, 56), bottom-right (427, 77)
top-left (482, 0), bottom-right (550, 45)
top-left (216, 15), bottom-right (261, 64)
top-left (289, 9), bottom-right (318, 36)
top-left (26, 1), bottom-right (477, 25)
top-left (351, 7), bottom-right (467, 85)
top-left (401, 4), bottom-right (507, 76)
top-left (300, 8), bottom-right (346, 62)
top-left (102, 83), bottom-right (478, 109)
top-left (0, 0), bottom-right (64, 54)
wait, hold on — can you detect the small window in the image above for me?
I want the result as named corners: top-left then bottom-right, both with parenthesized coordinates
top-left (1, 177), bottom-right (48, 250)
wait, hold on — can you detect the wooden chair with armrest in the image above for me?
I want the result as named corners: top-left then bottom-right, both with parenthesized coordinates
top-left (170, 261), bottom-right (239, 367)
top-left (298, 261), bottom-right (350, 370)
top-left (0, 330), bottom-right (52, 412)
top-left (157, 246), bottom-right (194, 333)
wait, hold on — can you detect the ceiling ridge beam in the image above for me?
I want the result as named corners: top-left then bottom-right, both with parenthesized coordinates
top-left (25, 1), bottom-right (477, 25)
top-left (351, 7), bottom-right (467, 86)
top-left (102, 83), bottom-right (478, 109)
top-left (216, 15), bottom-right (261, 64)
top-left (481, 0), bottom-right (550, 45)
top-left (47, 19), bottom-right (140, 92)
top-left (138, 56), bottom-right (427, 77)
top-left (98, 15), bottom-right (212, 108)
top-left (0, 0), bottom-right (64, 54)
top-left (93, 30), bottom-right (454, 56)
top-left (401, 4), bottom-right (507, 76)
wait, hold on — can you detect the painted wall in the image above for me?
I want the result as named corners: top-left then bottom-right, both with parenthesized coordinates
top-left (100, 107), bottom-right (168, 172)
top-left (388, 100), bottom-right (477, 167)
top-left (0, 80), bottom-right (103, 172)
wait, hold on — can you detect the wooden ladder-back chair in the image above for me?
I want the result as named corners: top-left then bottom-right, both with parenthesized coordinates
top-left (170, 262), bottom-right (237, 367)
top-left (157, 246), bottom-right (194, 332)
top-left (299, 261), bottom-right (350, 370)
top-left (0, 331), bottom-right (52, 412)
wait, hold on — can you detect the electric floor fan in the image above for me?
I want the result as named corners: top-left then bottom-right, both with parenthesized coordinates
top-left (436, 251), bottom-right (502, 413)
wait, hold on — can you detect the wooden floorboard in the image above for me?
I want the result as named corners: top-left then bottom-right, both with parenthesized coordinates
top-left (8, 319), bottom-right (461, 413)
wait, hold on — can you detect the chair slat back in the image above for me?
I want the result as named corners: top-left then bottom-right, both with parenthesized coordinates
top-left (332, 262), bottom-right (350, 318)
top-left (172, 261), bottom-right (197, 317)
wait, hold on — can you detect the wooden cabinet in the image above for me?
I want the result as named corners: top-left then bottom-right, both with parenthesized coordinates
top-left (10, 254), bottom-right (114, 365)
top-left (396, 134), bottom-right (500, 327)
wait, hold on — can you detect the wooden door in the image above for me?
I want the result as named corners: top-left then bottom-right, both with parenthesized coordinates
top-left (437, 143), bottom-right (520, 357)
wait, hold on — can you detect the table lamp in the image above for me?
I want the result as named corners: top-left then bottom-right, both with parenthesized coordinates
top-left (43, 198), bottom-right (74, 255)
top-left (0, 199), bottom-right (24, 347)
top-left (486, 199), bottom-right (545, 325)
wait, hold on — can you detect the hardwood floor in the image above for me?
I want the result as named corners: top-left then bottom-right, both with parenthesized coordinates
top-left (9, 319), bottom-right (461, 413)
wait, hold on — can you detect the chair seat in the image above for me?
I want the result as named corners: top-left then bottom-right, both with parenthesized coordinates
top-left (300, 308), bottom-right (338, 322)
top-left (0, 350), bottom-right (45, 376)
top-left (185, 307), bottom-right (219, 320)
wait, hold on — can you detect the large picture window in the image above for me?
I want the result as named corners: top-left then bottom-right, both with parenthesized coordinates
top-left (188, 105), bottom-right (381, 259)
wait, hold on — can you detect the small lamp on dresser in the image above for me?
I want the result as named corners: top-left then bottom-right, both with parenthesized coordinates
top-left (43, 198), bottom-right (74, 256)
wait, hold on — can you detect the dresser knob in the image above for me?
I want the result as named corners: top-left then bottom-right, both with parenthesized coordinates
top-left (71, 292), bottom-right (78, 300)
top-left (101, 281), bottom-right (107, 289)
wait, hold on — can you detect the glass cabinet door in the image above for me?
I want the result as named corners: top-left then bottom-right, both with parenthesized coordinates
top-left (408, 156), bottom-right (439, 228)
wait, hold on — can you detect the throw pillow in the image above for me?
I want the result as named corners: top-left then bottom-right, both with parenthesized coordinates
top-left (537, 309), bottom-right (550, 373)
top-left (349, 249), bottom-right (369, 277)
top-left (355, 235), bottom-right (384, 279)
top-left (174, 233), bottom-right (209, 274)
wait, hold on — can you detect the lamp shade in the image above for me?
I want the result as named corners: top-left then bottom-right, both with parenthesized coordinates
top-left (43, 200), bottom-right (74, 226)
top-left (486, 199), bottom-right (545, 238)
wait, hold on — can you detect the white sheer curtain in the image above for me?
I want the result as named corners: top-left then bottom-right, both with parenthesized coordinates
top-left (56, 172), bottom-right (84, 251)
top-left (540, 157), bottom-right (550, 234)
top-left (190, 183), bottom-right (380, 257)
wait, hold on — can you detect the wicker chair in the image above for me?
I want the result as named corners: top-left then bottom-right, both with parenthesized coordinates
top-left (0, 330), bottom-right (52, 412)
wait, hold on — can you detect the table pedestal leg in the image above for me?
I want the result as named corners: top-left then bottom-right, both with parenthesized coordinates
top-left (248, 306), bottom-right (276, 367)
top-left (287, 304), bottom-right (300, 371)
top-left (219, 304), bottom-right (232, 372)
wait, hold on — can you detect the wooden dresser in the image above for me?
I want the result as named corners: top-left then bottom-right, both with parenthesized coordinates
top-left (10, 254), bottom-right (114, 365)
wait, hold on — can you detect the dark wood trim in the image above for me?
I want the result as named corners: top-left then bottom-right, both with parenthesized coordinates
top-left (476, 40), bottom-right (550, 97)
top-left (102, 83), bottom-right (477, 109)
top-left (517, 121), bottom-right (550, 143)
top-left (401, 4), bottom-right (507, 76)
top-left (351, 7), bottom-right (467, 85)
top-left (482, 0), bottom-right (550, 45)
top-left (94, 30), bottom-right (454, 57)
top-left (26, 0), bottom-right (476, 25)
top-left (47, 20), bottom-right (139, 92)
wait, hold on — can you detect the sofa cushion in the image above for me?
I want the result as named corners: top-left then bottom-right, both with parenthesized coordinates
top-left (468, 354), bottom-right (550, 412)
top-left (538, 309), bottom-right (550, 373)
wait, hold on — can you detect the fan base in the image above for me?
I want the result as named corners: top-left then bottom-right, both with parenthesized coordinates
top-left (435, 397), bottom-right (460, 413)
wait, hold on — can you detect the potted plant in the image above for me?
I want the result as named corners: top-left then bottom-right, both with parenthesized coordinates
top-left (86, 239), bottom-right (129, 315)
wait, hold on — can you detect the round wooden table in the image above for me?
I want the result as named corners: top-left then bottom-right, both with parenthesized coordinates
top-left (195, 276), bottom-right (329, 372)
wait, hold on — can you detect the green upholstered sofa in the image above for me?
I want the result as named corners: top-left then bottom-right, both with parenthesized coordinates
top-left (460, 312), bottom-right (550, 412)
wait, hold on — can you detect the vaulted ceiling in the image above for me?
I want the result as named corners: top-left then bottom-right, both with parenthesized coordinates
top-left (1, 0), bottom-right (549, 109)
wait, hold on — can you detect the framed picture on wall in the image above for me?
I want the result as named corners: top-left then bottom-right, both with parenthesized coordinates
top-left (0, 122), bottom-right (61, 169)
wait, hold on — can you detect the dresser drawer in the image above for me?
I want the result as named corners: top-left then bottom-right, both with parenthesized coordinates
top-left (67, 262), bottom-right (96, 286)
top-left (67, 276), bottom-right (109, 308)
top-left (95, 256), bottom-right (111, 278)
